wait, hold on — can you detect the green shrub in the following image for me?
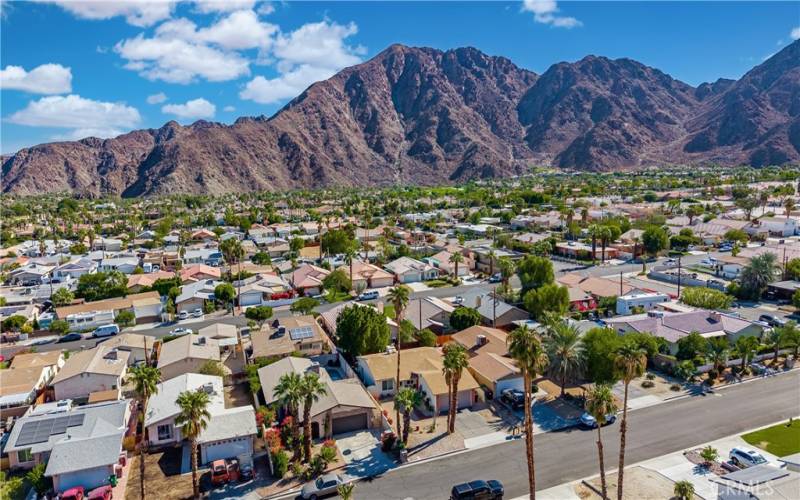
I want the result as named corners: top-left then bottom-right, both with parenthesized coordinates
top-left (272, 450), bottom-right (289, 477)
top-left (645, 373), bottom-right (656, 380)
top-left (319, 444), bottom-right (337, 464)
top-left (641, 380), bottom-right (655, 388)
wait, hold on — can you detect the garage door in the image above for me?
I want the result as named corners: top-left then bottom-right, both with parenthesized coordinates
top-left (332, 413), bottom-right (367, 435)
top-left (202, 437), bottom-right (253, 464)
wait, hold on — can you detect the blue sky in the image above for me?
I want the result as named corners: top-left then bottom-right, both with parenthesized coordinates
top-left (2, 1), bottom-right (798, 154)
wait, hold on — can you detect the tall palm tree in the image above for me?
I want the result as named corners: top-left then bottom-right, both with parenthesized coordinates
top-left (613, 343), bottom-right (647, 500)
top-left (586, 384), bottom-right (618, 500)
top-left (739, 253), bottom-right (779, 299)
top-left (395, 387), bottom-right (422, 444)
top-left (777, 321), bottom-right (800, 358)
top-left (449, 251), bottom-right (464, 279)
top-left (587, 224), bottom-right (601, 264)
top-left (387, 285), bottom-right (410, 431)
top-left (344, 243), bottom-right (357, 286)
top-left (220, 237), bottom-right (245, 312)
top-left (507, 326), bottom-right (549, 499)
top-left (273, 372), bottom-right (303, 460)
top-left (129, 366), bottom-right (161, 500)
top-left (175, 390), bottom-right (211, 499)
top-left (442, 343), bottom-right (469, 434)
top-left (785, 198), bottom-right (796, 217)
top-left (299, 372), bottom-right (328, 462)
top-left (543, 321), bottom-right (584, 398)
top-left (598, 226), bottom-right (613, 264)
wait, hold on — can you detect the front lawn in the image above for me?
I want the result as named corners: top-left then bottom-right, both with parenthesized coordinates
top-left (424, 279), bottom-right (450, 288)
top-left (383, 304), bottom-right (396, 319)
top-left (324, 291), bottom-right (352, 304)
top-left (741, 420), bottom-right (800, 457)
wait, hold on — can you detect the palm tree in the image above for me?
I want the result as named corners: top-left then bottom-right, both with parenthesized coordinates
top-left (762, 328), bottom-right (783, 363)
top-left (498, 257), bottom-right (516, 295)
top-left (387, 285), bottom-right (410, 431)
top-left (337, 482), bottom-right (355, 500)
top-left (129, 366), bottom-right (161, 500)
top-left (175, 389), bottom-right (211, 499)
top-left (673, 480), bottom-right (695, 500)
top-left (395, 388), bottom-right (422, 444)
top-left (543, 321), bottom-right (584, 398)
top-left (706, 337), bottom-right (730, 375)
top-left (449, 251), bottom-right (464, 279)
top-left (613, 343), bottom-right (647, 500)
top-left (598, 226), bottom-right (613, 264)
top-left (442, 343), bottom-right (470, 434)
top-left (585, 384), bottom-right (618, 500)
top-left (587, 224), bottom-right (601, 264)
top-left (777, 321), bottom-right (800, 358)
top-left (220, 237), bottom-right (245, 312)
top-left (507, 326), bottom-right (549, 499)
top-left (486, 249), bottom-right (496, 276)
top-left (735, 335), bottom-right (759, 373)
top-left (273, 372), bottom-right (303, 460)
top-left (739, 253), bottom-right (779, 299)
top-left (784, 197), bottom-right (796, 217)
top-left (299, 372), bottom-right (328, 462)
top-left (344, 243), bottom-right (357, 285)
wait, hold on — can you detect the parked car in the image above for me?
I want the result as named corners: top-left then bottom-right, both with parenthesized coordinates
top-left (450, 480), bottom-right (504, 500)
top-left (178, 310), bottom-right (189, 320)
top-left (211, 459), bottom-right (230, 485)
top-left (488, 273), bottom-right (502, 283)
top-left (758, 314), bottom-right (787, 328)
top-left (87, 485), bottom-right (113, 500)
top-left (579, 412), bottom-right (616, 429)
top-left (300, 473), bottom-right (348, 499)
top-left (500, 388), bottom-right (525, 410)
top-left (169, 328), bottom-right (193, 336)
top-left (453, 296), bottom-right (464, 305)
top-left (61, 487), bottom-right (85, 500)
top-left (719, 244), bottom-right (733, 252)
top-left (239, 461), bottom-right (254, 482)
top-left (57, 332), bottom-right (83, 343)
top-left (192, 308), bottom-right (203, 318)
top-left (357, 290), bottom-right (379, 301)
top-left (729, 447), bottom-right (768, 468)
top-left (92, 324), bottom-right (120, 338)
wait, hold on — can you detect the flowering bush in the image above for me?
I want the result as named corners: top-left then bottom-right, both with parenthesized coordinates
top-left (322, 439), bottom-right (337, 450)
top-left (264, 427), bottom-right (282, 453)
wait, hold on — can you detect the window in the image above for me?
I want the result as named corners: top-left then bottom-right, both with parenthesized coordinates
top-left (157, 424), bottom-right (173, 441)
top-left (17, 448), bottom-right (33, 463)
top-left (381, 379), bottom-right (394, 391)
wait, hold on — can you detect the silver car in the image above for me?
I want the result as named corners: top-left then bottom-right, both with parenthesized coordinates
top-left (300, 473), bottom-right (348, 499)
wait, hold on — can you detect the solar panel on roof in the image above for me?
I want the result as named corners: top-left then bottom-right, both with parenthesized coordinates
top-left (14, 414), bottom-right (86, 447)
top-left (289, 326), bottom-right (314, 340)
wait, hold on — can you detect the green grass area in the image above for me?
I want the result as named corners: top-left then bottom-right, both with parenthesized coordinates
top-left (383, 304), bottom-right (396, 319)
top-left (741, 420), bottom-right (800, 457)
top-left (325, 291), bottom-right (352, 304)
top-left (424, 279), bottom-right (451, 288)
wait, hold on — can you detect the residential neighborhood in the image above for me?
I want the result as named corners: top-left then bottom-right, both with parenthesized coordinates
top-left (1, 167), bottom-right (798, 500)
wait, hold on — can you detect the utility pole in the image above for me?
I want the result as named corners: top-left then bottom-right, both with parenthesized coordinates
top-left (677, 255), bottom-right (682, 298)
top-left (783, 247), bottom-right (788, 280)
top-left (492, 286), bottom-right (497, 328)
top-left (619, 272), bottom-right (623, 295)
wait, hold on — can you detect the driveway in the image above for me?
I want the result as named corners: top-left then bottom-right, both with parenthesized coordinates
top-left (336, 430), bottom-right (396, 478)
top-left (454, 409), bottom-right (493, 439)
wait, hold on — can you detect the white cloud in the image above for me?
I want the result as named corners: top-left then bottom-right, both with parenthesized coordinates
top-left (8, 95), bottom-right (141, 137)
top-left (162, 98), bottom-right (216, 119)
top-left (0, 63), bottom-right (72, 94)
top-left (146, 92), bottom-right (168, 104)
top-left (51, 1), bottom-right (176, 27)
top-left (223, 105), bottom-right (236, 112)
top-left (256, 2), bottom-right (274, 16)
top-left (791, 27), bottom-right (800, 40)
top-left (194, 0), bottom-right (256, 14)
top-left (521, 0), bottom-right (582, 28)
top-left (114, 9), bottom-right (276, 83)
top-left (240, 20), bottom-right (363, 104)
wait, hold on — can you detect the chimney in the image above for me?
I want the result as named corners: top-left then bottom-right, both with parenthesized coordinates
top-left (104, 349), bottom-right (118, 360)
top-left (710, 311), bottom-right (722, 322)
top-left (476, 335), bottom-right (487, 347)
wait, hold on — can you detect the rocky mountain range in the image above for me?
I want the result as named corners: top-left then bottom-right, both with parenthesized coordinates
top-left (3, 41), bottom-right (799, 196)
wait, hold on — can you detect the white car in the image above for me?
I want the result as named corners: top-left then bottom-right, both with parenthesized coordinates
top-left (579, 412), bottom-right (616, 428)
top-left (170, 328), bottom-right (193, 337)
top-left (729, 447), bottom-right (768, 468)
top-left (178, 310), bottom-right (189, 320)
top-left (191, 308), bottom-right (203, 318)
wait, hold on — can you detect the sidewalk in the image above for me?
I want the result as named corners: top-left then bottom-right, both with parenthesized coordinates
top-left (529, 419), bottom-right (798, 500)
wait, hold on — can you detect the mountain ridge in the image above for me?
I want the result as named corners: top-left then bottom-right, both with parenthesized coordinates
top-left (3, 41), bottom-right (799, 197)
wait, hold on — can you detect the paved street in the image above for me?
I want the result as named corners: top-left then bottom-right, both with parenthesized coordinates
top-left (303, 371), bottom-right (800, 500)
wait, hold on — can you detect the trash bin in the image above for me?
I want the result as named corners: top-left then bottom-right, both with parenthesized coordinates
top-left (109, 475), bottom-right (118, 487)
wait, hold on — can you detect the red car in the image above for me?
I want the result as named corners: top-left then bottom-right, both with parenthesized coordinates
top-left (87, 485), bottom-right (113, 500)
top-left (61, 487), bottom-right (85, 500)
top-left (211, 460), bottom-right (229, 485)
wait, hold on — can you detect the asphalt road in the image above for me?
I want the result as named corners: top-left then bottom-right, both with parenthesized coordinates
top-left (323, 371), bottom-right (800, 500)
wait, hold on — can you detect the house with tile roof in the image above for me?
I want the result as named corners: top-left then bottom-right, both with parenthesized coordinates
top-left (603, 309), bottom-right (764, 355)
top-left (356, 346), bottom-right (479, 416)
top-left (258, 357), bottom-right (377, 437)
top-left (450, 325), bottom-right (523, 397)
